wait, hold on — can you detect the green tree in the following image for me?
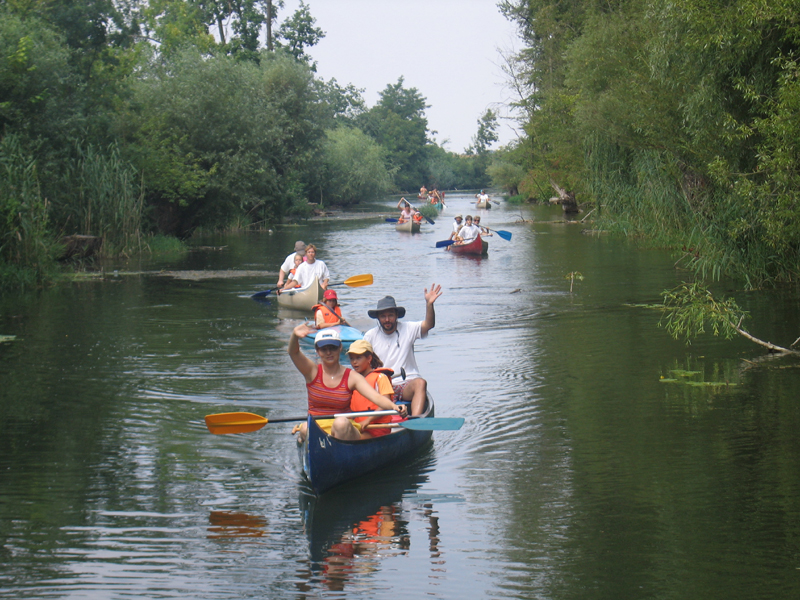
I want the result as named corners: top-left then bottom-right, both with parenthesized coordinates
top-left (466, 109), bottom-right (500, 187)
top-left (275, 1), bottom-right (324, 68)
top-left (359, 77), bottom-right (430, 191)
top-left (319, 126), bottom-right (393, 206)
top-left (467, 109), bottom-right (499, 155)
top-left (314, 78), bottom-right (366, 127)
top-left (502, 0), bottom-right (800, 285)
top-left (0, 11), bottom-right (77, 141)
top-left (123, 49), bottom-right (322, 235)
top-left (140, 0), bottom-right (217, 55)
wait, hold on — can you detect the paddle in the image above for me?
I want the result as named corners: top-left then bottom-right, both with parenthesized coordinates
top-left (419, 212), bottom-right (435, 225)
top-left (205, 410), bottom-right (398, 435)
top-left (437, 229), bottom-right (508, 247)
top-left (483, 227), bottom-right (512, 241)
top-left (408, 203), bottom-right (435, 225)
top-left (368, 417), bottom-right (465, 431)
top-left (328, 273), bottom-right (373, 287)
top-left (204, 411), bottom-right (464, 434)
top-left (251, 273), bottom-right (373, 299)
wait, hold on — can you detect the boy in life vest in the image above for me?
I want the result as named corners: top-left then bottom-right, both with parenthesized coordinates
top-left (346, 340), bottom-right (398, 438)
top-left (313, 289), bottom-right (348, 329)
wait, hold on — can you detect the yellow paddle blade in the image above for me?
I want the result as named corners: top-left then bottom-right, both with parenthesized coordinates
top-left (343, 274), bottom-right (373, 287)
top-left (205, 412), bottom-right (268, 435)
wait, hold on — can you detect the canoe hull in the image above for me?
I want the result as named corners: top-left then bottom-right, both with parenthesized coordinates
top-left (276, 277), bottom-right (323, 311)
top-left (395, 220), bottom-right (421, 233)
top-left (301, 393), bottom-right (435, 495)
top-left (450, 235), bottom-right (487, 256)
top-left (476, 201), bottom-right (491, 209)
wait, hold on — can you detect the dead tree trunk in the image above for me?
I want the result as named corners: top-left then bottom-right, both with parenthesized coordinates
top-left (549, 180), bottom-right (579, 213)
top-left (59, 235), bottom-right (103, 260)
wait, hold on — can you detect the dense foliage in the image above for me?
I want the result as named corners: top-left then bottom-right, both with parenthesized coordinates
top-left (0, 1), bottom-right (498, 289)
top-left (497, 0), bottom-right (800, 287)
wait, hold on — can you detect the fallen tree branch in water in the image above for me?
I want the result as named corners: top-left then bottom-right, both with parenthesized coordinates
top-left (661, 281), bottom-right (799, 355)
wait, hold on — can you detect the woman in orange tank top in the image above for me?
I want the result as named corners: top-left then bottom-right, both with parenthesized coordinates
top-left (288, 324), bottom-right (407, 443)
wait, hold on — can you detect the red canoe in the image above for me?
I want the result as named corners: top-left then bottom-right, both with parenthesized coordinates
top-left (450, 235), bottom-right (488, 255)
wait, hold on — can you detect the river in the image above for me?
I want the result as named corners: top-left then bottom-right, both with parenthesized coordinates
top-left (1, 193), bottom-right (799, 599)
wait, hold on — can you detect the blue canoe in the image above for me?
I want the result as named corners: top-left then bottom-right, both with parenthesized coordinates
top-left (300, 393), bottom-right (435, 495)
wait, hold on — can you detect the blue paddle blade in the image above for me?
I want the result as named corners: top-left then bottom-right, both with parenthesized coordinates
top-left (400, 417), bottom-right (465, 431)
top-left (385, 218), bottom-right (399, 223)
top-left (251, 289), bottom-right (274, 299)
top-left (496, 230), bottom-right (512, 241)
top-left (435, 240), bottom-right (456, 248)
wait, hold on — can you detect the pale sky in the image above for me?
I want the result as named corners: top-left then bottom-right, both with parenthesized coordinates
top-left (279, 0), bottom-right (522, 153)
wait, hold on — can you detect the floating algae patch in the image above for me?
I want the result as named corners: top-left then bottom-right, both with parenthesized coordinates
top-left (624, 303), bottom-right (664, 310)
top-left (670, 369), bottom-right (703, 378)
top-left (0, 335), bottom-right (17, 343)
top-left (659, 367), bottom-right (736, 387)
top-left (660, 377), bottom-right (736, 387)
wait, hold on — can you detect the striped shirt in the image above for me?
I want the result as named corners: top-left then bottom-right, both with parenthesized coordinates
top-left (307, 365), bottom-right (352, 415)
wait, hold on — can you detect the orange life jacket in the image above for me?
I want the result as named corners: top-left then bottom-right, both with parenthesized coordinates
top-left (312, 303), bottom-right (342, 325)
top-left (351, 368), bottom-right (395, 435)
top-left (412, 212), bottom-right (423, 222)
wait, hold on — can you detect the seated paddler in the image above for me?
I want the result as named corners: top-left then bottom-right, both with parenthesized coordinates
top-left (346, 340), bottom-right (397, 438)
top-left (313, 289), bottom-right (348, 329)
top-left (288, 325), bottom-right (407, 443)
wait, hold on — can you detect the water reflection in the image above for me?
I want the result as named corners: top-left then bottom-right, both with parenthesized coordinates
top-left (296, 455), bottom-right (441, 593)
top-left (207, 511), bottom-right (268, 541)
top-left (3, 197), bottom-right (800, 599)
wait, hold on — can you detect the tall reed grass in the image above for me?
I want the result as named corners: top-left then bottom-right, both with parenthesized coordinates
top-left (585, 136), bottom-right (799, 288)
top-left (0, 135), bottom-right (59, 289)
top-left (70, 143), bottom-right (144, 257)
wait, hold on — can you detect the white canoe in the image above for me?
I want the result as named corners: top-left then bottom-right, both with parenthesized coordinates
top-left (395, 220), bottom-right (421, 233)
top-left (276, 277), bottom-right (324, 311)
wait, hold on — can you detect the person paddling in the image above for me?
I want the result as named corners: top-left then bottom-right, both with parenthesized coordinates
top-left (313, 289), bottom-right (348, 329)
top-left (280, 244), bottom-right (330, 292)
top-left (448, 215), bottom-right (463, 241)
top-left (474, 215), bottom-right (492, 236)
top-left (397, 198), bottom-right (413, 223)
top-left (455, 215), bottom-right (481, 245)
top-left (277, 241), bottom-right (306, 287)
top-left (289, 326), bottom-right (407, 443)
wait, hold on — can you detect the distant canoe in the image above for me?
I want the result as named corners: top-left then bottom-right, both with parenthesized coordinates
top-left (277, 277), bottom-right (324, 311)
top-left (475, 200), bottom-right (492, 209)
top-left (450, 235), bottom-right (487, 256)
top-left (395, 220), bottom-right (421, 233)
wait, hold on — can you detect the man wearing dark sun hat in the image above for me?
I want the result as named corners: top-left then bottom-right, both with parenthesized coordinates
top-left (364, 284), bottom-right (443, 416)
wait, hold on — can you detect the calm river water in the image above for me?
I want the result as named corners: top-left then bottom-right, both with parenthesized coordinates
top-left (2, 194), bottom-right (800, 599)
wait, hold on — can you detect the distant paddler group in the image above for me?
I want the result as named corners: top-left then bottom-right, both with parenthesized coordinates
top-left (419, 184), bottom-right (445, 208)
top-left (435, 211), bottom-right (512, 255)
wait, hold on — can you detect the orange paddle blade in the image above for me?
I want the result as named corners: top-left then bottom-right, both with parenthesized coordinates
top-left (343, 274), bottom-right (373, 287)
top-left (205, 412), bottom-right (268, 435)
